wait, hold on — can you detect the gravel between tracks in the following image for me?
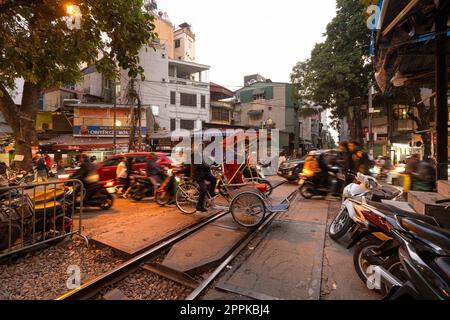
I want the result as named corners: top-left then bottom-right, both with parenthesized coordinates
top-left (99, 269), bottom-right (192, 300)
top-left (0, 238), bottom-right (123, 300)
top-left (0, 240), bottom-right (193, 300)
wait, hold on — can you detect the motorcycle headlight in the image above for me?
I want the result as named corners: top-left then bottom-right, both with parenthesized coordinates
top-left (175, 176), bottom-right (181, 183)
top-left (105, 181), bottom-right (114, 188)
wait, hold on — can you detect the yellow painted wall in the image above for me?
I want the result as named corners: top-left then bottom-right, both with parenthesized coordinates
top-left (154, 16), bottom-right (174, 59)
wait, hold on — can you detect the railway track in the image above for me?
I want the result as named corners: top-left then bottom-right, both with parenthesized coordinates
top-left (55, 208), bottom-right (281, 300)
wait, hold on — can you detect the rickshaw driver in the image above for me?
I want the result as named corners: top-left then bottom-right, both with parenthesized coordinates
top-left (192, 143), bottom-right (217, 213)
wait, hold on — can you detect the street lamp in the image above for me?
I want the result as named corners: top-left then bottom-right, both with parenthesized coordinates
top-left (66, 4), bottom-right (76, 15)
top-left (65, 3), bottom-right (81, 30)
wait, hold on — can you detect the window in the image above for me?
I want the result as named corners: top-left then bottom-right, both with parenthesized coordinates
top-left (175, 39), bottom-right (181, 48)
top-left (170, 119), bottom-right (176, 131)
top-left (170, 91), bottom-right (176, 105)
top-left (180, 93), bottom-right (197, 107)
top-left (133, 156), bottom-right (147, 164)
top-left (393, 105), bottom-right (409, 120)
top-left (211, 107), bottom-right (230, 122)
top-left (201, 95), bottom-right (206, 108)
top-left (102, 158), bottom-right (121, 167)
top-left (151, 106), bottom-right (160, 116)
top-left (249, 113), bottom-right (263, 121)
top-left (180, 119), bottom-right (195, 130)
top-left (253, 94), bottom-right (265, 101)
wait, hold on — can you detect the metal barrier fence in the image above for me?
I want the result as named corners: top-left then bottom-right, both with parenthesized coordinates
top-left (0, 180), bottom-right (84, 259)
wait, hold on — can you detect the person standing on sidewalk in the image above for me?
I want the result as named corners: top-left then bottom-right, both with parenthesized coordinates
top-left (35, 154), bottom-right (48, 182)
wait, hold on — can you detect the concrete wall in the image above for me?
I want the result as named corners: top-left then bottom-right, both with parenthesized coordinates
top-left (43, 91), bottom-right (60, 112)
top-left (236, 85), bottom-right (288, 131)
top-left (76, 72), bottom-right (103, 97)
top-left (174, 29), bottom-right (196, 62)
top-left (167, 83), bottom-right (210, 130)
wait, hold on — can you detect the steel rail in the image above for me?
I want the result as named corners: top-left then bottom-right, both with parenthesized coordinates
top-left (185, 210), bottom-right (280, 300)
top-left (55, 209), bottom-right (230, 300)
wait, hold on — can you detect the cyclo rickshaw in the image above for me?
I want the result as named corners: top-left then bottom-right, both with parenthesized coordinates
top-left (175, 131), bottom-right (298, 228)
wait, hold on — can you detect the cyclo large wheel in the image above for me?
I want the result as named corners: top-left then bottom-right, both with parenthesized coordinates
top-left (175, 182), bottom-right (200, 215)
top-left (231, 192), bottom-right (266, 228)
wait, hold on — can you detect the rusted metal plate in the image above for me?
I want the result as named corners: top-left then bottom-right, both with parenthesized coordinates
top-left (161, 216), bottom-right (249, 275)
top-left (141, 263), bottom-right (199, 289)
top-left (91, 209), bottom-right (219, 257)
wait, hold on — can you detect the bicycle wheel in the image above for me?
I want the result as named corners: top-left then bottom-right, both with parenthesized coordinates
top-left (231, 192), bottom-right (266, 228)
top-left (175, 182), bottom-right (199, 214)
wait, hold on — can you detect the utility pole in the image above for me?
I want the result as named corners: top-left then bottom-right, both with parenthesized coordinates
top-left (128, 79), bottom-right (136, 152)
top-left (113, 79), bottom-right (117, 155)
top-left (435, 2), bottom-right (448, 180)
top-left (368, 85), bottom-right (374, 158)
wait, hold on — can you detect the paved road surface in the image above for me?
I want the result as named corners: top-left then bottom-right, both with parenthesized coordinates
top-left (74, 177), bottom-right (380, 300)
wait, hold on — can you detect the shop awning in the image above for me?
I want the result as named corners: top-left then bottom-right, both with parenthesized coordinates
top-left (39, 134), bottom-right (129, 151)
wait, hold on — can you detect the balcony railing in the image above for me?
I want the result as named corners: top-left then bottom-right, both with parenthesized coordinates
top-left (168, 77), bottom-right (209, 89)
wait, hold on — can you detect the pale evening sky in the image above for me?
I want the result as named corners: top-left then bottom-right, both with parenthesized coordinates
top-left (158, 0), bottom-right (338, 90)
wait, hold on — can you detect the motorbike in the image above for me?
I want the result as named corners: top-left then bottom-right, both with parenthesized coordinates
top-left (7, 170), bottom-right (35, 186)
top-left (128, 171), bottom-right (159, 201)
top-left (352, 205), bottom-right (450, 299)
top-left (0, 187), bottom-right (75, 252)
top-left (155, 168), bottom-right (182, 206)
top-left (299, 166), bottom-right (345, 199)
top-left (337, 189), bottom-right (444, 295)
top-left (329, 172), bottom-right (403, 240)
top-left (64, 179), bottom-right (115, 210)
top-left (81, 180), bottom-right (115, 210)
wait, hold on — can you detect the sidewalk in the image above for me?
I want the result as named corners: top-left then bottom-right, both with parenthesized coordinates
top-left (203, 193), bottom-right (379, 300)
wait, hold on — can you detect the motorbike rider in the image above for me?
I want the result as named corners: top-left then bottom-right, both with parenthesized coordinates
top-left (302, 151), bottom-right (324, 186)
top-left (338, 141), bottom-right (353, 186)
top-left (348, 141), bottom-right (371, 175)
top-left (192, 143), bottom-right (217, 213)
top-left (146, 154), bottom-right (163, 187)
top-left (69, 153), bottom-right (99, 201)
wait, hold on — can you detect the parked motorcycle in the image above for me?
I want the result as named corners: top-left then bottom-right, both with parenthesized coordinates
top-left (0, 187), bottom-right (75, 252)
top-left (329, 172), bottom-right (403, 240)
top-left (338, 191), bottom-right (443, 294)
top-left (352, 205), bottom-right (450, 299)
top-left (299, 166), bottom-right (345, 199)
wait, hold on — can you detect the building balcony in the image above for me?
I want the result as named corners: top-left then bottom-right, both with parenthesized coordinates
top-left (168, 77), bottom-right (209, 89)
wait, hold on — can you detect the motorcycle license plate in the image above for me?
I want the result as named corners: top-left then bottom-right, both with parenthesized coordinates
top-left (106, 187), bottom-right (116, 194)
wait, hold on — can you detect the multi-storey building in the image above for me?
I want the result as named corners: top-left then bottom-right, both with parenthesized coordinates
top-left (233, 77), bottom-right (297, 154)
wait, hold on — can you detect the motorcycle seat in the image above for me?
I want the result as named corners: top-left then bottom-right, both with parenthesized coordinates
top-left (368, 200), bottom-right (440, 227)
top-left (431, 257), bottom-right (450, 282)
top-left (34, 202), bottom-right (63, 212)
top-left (399, 217), bottom-right (450, 252)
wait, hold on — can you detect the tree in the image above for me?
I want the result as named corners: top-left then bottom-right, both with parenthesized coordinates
top-left (291, 0), bottom-right (372, 134)
top-left (0, 0), bottom-right (157, 170)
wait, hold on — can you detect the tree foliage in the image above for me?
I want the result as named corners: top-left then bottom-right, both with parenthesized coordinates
top-left (0, 0), bottom-right (157, 169)
top-left (291, 0), bottom-right (372, 128)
